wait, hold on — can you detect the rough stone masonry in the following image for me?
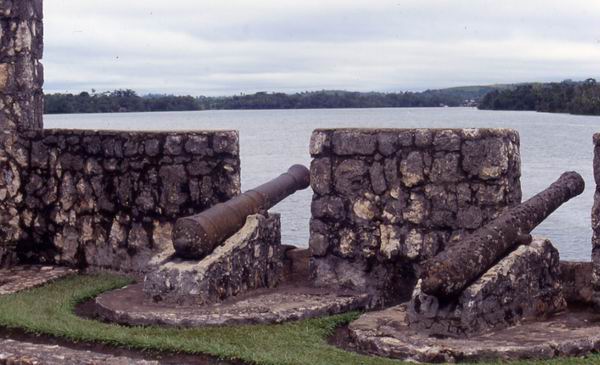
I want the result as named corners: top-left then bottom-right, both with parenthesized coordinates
top-left (0, 0), bottom-right (242, 272)
top-left (592, 133), bottom-right (600, 308)
top-left (144, 214), bottom-right (283, 305)
top-left (20, 129), bottom-right (240, 272)
top-left (0, 127), bottom-right (241, 272)
top-left (0, 0), bottom-right (44, 265)
top-left (1, 129), bottom-right (241, 271)
top-left (309, 128), bottom-right (522, 305)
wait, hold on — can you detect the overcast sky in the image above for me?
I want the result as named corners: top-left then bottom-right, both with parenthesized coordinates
top-left (44, 0), bottom-right (600, 96)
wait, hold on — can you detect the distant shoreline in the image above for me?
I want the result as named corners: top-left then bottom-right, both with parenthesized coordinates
top-left (43, 105), bottom-right (476, 116)
top-left (43, 106), bottom-right (600, 119)
top-left (43, 87), bottom-right (492, 115)
top-left (45, 79), bottom-right (600, 117)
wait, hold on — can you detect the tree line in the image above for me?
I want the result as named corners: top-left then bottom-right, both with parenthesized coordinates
top-left (43, 88), bottom-right (488, 114)
top-left (44, 90), bottom-right (199, 114)
top-left (478, 79), bottom-right (600, 116)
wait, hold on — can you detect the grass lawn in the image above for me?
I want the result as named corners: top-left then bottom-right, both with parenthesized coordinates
top-left (0, 273), bottom-right (598, 365)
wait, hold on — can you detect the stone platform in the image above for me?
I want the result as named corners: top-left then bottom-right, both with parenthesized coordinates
top-left (348, 304), bottom-right (600, 363)
top-left (0, 338), bottom-right (159, 365)
top-left (95, 283), bottom-right (369, 327)
top-left (0, 265), bottom-right (76, 295)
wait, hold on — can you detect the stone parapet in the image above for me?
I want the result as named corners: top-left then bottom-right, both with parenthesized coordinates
top-left (143, 214), bottom-right (283, 305)
top-left (309, 128), bottom-right (521, 304)
top-left (0, 129), bottom-right (241, 272)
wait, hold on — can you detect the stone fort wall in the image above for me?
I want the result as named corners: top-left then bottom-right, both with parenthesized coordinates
top-left (309, 128), bottom-right (522, 304)
top-left (0, 127), bottom-right (241, 273)
top-left (18, 129), bottom-right (239, 272)
top-left (0, 0), bottom-right (44, 265)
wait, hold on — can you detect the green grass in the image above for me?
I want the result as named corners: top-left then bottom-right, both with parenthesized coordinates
top-left (0, 274), bottom-right (598, 365)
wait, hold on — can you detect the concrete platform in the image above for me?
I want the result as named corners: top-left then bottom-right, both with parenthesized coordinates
top-left (95, 283), bottom-right (370, 327)
top-left (349, 303), bottom-right (600, 363)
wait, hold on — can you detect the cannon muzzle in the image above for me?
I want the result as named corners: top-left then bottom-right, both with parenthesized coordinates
top-left (173, 164), bottom-right (310, 260)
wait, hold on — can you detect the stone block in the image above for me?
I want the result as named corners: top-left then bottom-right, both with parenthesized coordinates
top-left (333, 159), bottom-right (369, 196)
top-left (184, 135), bottom-right (209, 155)
top-left (433, 129), bottom-right (461, 151)
top-left (0, 1), bottom-right (43, 20)
top-left (377, 132), bottom-right (399, 156)
top-left (311, 195), bottom-right (345, 221)
top-left (332, 130), bottom-right (377, 156)
top-left (560, 261), bottom-right (593, 304)
top-left (213, 131), bottom-right (239, 155)
top-left (462, 137), bottom-right (510, 180)
top-left (0, 57), bottom-right (43, 93)
top-left (310, 157), bottom-right (331, 195)
top-left (310, 130), bottom-right (330, 156)
top-left (143, 214), bottom-right (283, 305)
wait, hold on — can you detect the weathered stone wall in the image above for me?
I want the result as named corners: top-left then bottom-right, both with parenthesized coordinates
top-left (0, 0), bottom-right (43, 266)
top-left (592, 133), bottom-right (600, 308)
top-left (0, 132), bottom-right (30, 265)
top-left (309, 128), bottom-right (521, 304)
top-left (144, 214), bottom-right (283, 305)
top-left (17, 129), bottom-right (240, 272)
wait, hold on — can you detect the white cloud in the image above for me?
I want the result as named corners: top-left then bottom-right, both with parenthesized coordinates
top-left (43, 0), bottom-right (600, 95)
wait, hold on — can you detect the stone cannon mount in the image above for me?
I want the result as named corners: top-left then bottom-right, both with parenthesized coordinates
top-left (407, 171), bottom-right (584, 337)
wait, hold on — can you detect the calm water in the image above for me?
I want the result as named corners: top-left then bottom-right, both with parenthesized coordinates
top-left (46, 107), bottom-right (599, 261)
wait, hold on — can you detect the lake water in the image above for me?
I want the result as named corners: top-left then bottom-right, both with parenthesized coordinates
top-left (45, 107), bottom-right (599, 262)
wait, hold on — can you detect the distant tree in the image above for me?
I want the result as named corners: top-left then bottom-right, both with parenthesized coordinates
top-left (44, 86), bottom-right (500, 114)
top-left (478, 79), bottom-right (600, 116)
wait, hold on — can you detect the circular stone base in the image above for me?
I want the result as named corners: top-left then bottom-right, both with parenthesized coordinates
top-left (95, 283), bottom-right (370, 327)
top-left (349, 303), bottom-right (600, 363)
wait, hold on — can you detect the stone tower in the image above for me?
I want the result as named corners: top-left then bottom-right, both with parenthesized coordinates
top-left (0, 0), bottom-right (43, 265)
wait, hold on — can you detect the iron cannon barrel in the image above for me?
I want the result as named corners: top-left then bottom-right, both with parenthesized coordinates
top-left (173, 164), bottom-right (310, 260)
top-left (419, 171), bottom-right (585, 299)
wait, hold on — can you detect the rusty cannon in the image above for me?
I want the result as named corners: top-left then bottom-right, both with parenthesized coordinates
top-left (173, 164), bottom-right (311, 260)
top-left (419, 171), bottom-right (585, 299)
